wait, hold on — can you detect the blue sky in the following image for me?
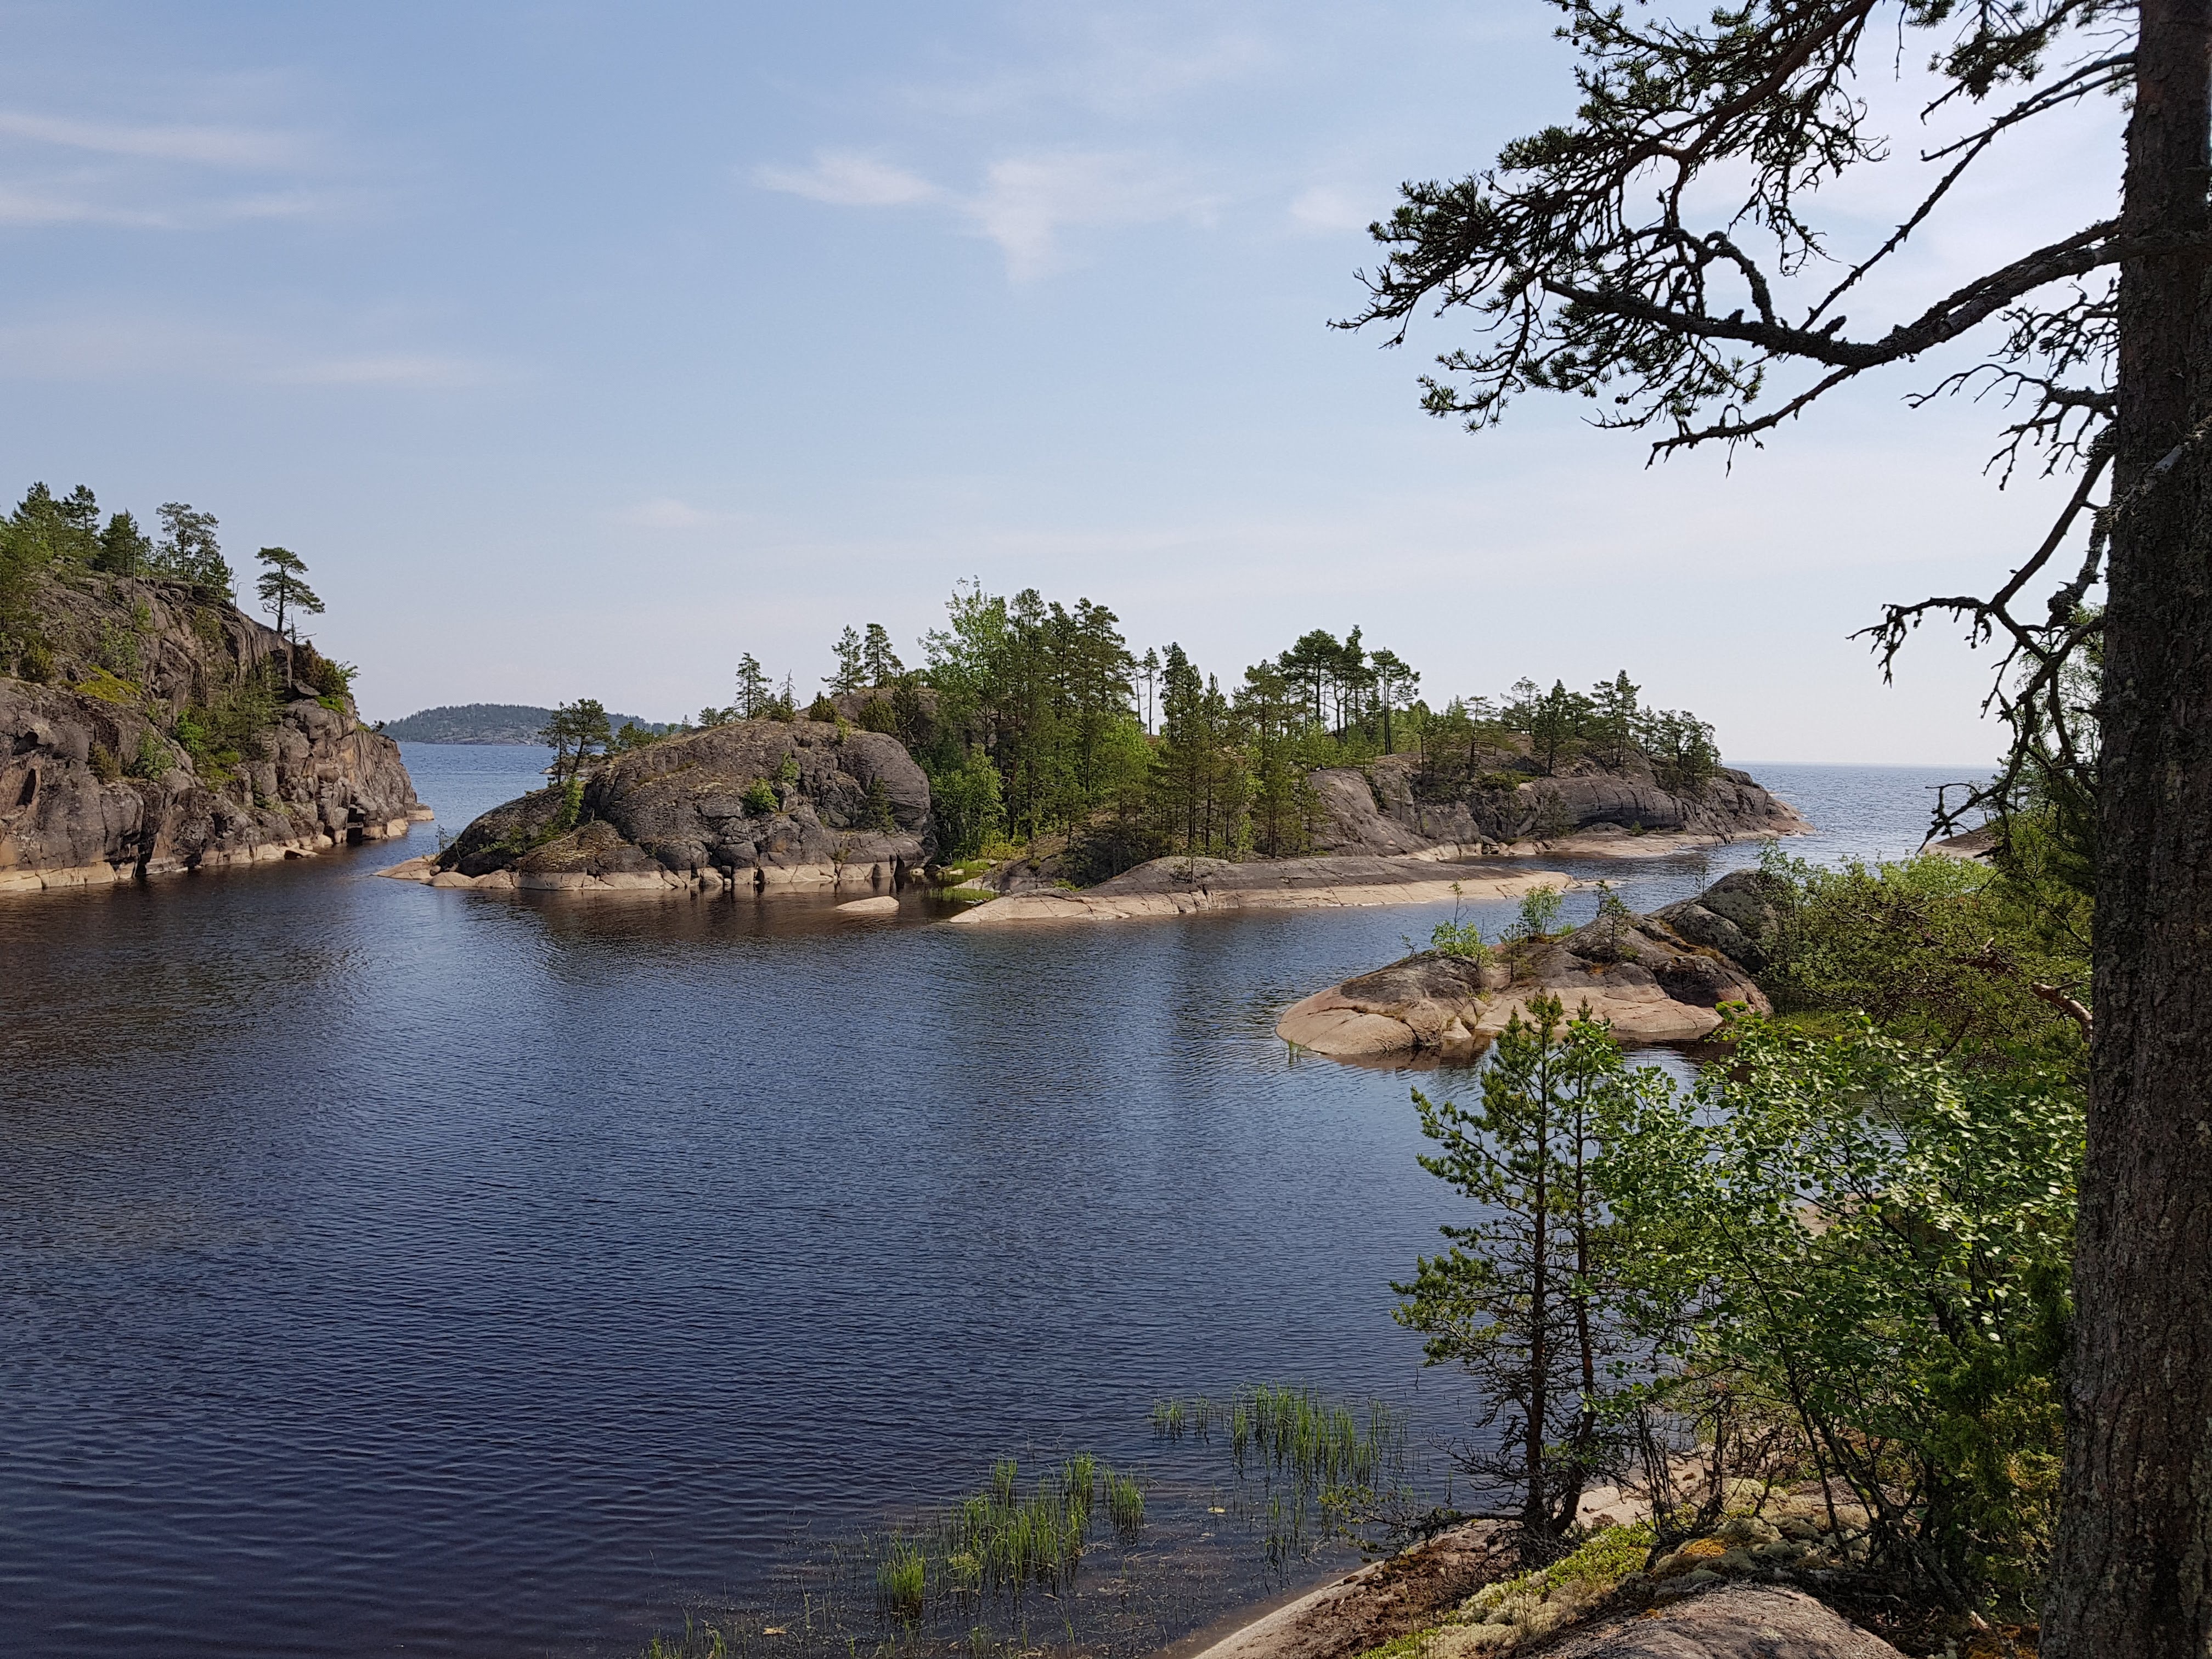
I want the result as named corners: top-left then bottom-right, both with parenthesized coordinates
top-left (0, 2), bottom-right (2122, 763)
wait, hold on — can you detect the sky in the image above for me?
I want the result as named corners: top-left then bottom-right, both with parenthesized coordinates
top-left (0, 2), bottom-right (2127, 763)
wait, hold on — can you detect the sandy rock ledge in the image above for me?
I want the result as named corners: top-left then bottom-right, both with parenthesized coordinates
top-left (1277, 877), bottom-right (1775, 1058)
top-left (949, 856), bottom-right (1576, 926)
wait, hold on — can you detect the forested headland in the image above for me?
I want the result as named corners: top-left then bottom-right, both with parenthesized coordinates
top-left (0, 479), bottom-right (426, 893)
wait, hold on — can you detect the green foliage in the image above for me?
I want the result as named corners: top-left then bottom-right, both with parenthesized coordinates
top-left (1599, 1018), bottom-right (2080, 1608)
top-left (1150, 642), bottom-right (1249, 856)
top-left (1638, 709), bottom-right (1720, 793)
top-left (547, 777), bottom-right (584, 838)
top-left (1152, 1384), bottom-right (1410, 1564)
top-left (927, 746), bottom-right (1004, 860)
top-left (1506, 884), bottom-right (1565, 940)
top-left (253, 546), bottom-right (323, 641)
top-left (538, 698), bottom-right (613, 784)
top-left (1426, 887), bottom-right (1491, 960)
top-left (150, 501), bottom-right (234, 594)
top-left (87, 742), bottom-right (121, 782)
top-left (733, 652), bottom-right (771, 719)
top-left (1397, 997), bottom-right (1663, 1545)
top-left (862, 622), bottom-right (904, 685)
top-left (864, 775), bottom-right (897, 831)
top-left (93, 509), bottom-right (151, 575)
top-left (742, 777), bottom-right (779, 816)
top-left (131, 727), bottom-right (170, 779)
top-left (1757, 847), bottom-right (2089, 1066)
top-left (859, 1453), bottom-right (1144, 1624)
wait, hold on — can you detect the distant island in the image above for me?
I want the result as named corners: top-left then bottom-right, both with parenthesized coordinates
top-left (381, 703), bottom-right (672, 744)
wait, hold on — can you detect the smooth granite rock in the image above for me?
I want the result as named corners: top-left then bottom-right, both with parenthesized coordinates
top-left (1277, 876), bottom-right (1771, 1057)
top-left (435, 717), bottom-right (932, 894)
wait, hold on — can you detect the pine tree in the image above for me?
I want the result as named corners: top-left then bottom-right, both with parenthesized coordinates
top-left (827, 625), bottom-right (864, 693)
top-left (861, 623), bottom-right (904, 685)
top-left (733, 653), bottom-right (770, 719)
top-left (152, 503), bottom-right (233, 594)
top-left (1589, 672), bottom-right (1640, 770)
top-left (253, 547), bottom-right (324, 643)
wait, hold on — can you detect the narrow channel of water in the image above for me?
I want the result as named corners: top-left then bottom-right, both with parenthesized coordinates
top-left (0, 749), bottom-right (1978, 1657)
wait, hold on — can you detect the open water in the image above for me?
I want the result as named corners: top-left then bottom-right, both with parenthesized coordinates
top-left (0, 749), bottom-right (1979, 1657)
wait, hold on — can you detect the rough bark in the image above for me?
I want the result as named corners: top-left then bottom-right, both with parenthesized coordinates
top-left (2047, 0), bottom-right (2212, 1651)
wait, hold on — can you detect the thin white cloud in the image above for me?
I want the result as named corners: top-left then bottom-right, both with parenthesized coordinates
top-left (968, 150), bottom-right (1215, 278)
top-left (757, 146), bottom-right (1216, 279)
top-left (1287, 184), bottom-right (1371, 235)
top-left (0, 109), bottom-right (308, 169)
top-left (904, 16), bottom-right (1275, 120)
top-left (754, 151), bottom-right (943, 208)
top-left (0, 314), bottom-right (494, 388)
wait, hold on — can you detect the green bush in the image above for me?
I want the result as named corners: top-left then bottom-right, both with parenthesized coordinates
top-left (131, 729), bottom-right (169, 778)
top-left (87, 742), bottom-right (121, 782)
top-left (742, 778), bottom-right (778, 816)
top-left (1506, 883), bottom-right (1564, 940)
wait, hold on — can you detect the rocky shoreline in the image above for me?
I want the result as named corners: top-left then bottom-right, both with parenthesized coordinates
top-left (947, 855), bottom-right (1575, 924)
top-left (1276, 871), bottom-right (1781, 1058)
top-left (1, 573), bottom-right (429, 898)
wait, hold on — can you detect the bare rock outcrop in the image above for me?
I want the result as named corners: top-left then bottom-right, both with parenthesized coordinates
top-left (407, 718), bottom-right (931, 894)
top-left (1277, 882), bottom-right (1771, 1059)
top-left (1541, 1583), bottom-right (1906, 1658)
top-left (1650, 869), bottom-right (1790, 973)
top-left (0, 573), bottom-right (426, 896)
top-left (1312, 752), bottom-right (1809, 859)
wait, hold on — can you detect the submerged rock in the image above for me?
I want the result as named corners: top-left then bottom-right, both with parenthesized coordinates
top-left (420, 718), bottom-right (932, 894)
top-left (1276, 877), bottom-right (1771, 1059)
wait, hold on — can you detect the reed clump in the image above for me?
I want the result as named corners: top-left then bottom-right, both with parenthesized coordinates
top-left (865, 1453), bottom-right (1146, 1623)
top-left (1152, 1384), bottom-right (1410, 1564)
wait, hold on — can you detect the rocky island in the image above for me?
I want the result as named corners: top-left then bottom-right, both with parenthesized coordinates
top-left (383, 716), bottom-right (931, 893)
top-left (1, 550), bottom-right (427, 897)
top-left (1277, 870), bottom-right (1783, 1058)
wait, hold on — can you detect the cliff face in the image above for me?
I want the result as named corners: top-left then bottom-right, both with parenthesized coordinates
top-left (408, 717), bottom-right (931, 893)
top-left (1310, 749), bottom-right (1809, 856)
top-left (0, 571), bottom-right (426, 895)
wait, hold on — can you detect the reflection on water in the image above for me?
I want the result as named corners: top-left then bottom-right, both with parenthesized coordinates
top-left (0, 747), bottom-right (1976, 1658)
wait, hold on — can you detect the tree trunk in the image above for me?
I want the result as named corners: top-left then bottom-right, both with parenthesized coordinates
top-left (2047, 1), bottom-right (2212, 1651)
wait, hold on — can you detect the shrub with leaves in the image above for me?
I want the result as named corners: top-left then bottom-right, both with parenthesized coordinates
top-left (1598, 1017), bottom-right (2080, 1611)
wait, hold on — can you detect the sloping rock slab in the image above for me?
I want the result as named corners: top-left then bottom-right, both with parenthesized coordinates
top-left (1278, 882), bottom-right (1770, 1058)
top-left (1651, 870), bottom-right (1788, 974)
top-left (431, 718), bottom-right (930, 894)
top-left (947, 861), bottom-right (1571, 926)
top-left (1184, 1523), bottom-right (1514, 1659)
top-left (1539, 1584), bottom-right (1905, 1658)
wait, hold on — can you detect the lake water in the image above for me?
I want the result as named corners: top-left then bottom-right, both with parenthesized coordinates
top-left (0, 749), bottom-right (1979, 1658)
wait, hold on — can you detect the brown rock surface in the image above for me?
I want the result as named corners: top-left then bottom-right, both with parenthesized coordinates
top-left (1277, 882), bottom-right (1770, 1057)
top-left (1540, 1584), bottom-right (1906, 1658)
top-left (947, 858), bottom-right (1573, 925)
